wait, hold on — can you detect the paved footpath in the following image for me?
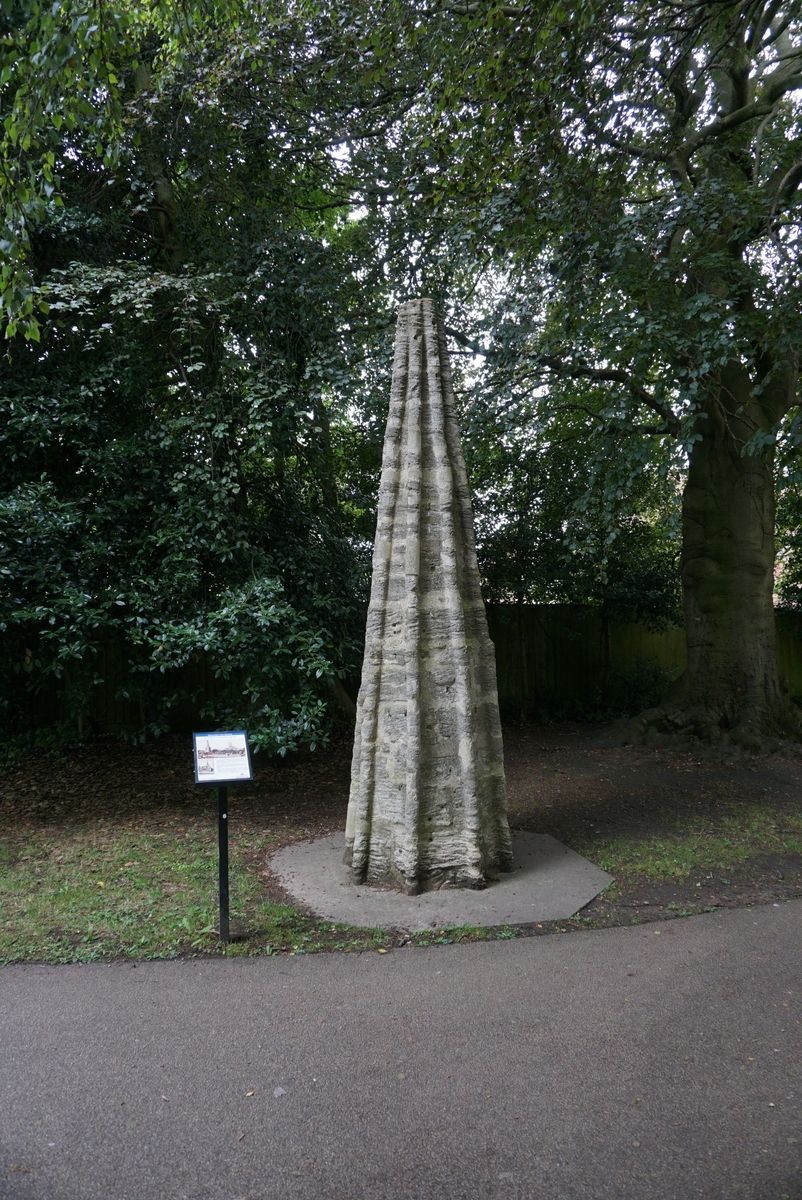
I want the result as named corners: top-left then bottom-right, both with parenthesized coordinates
top-left (1, 901), bottom-right (801, 1200)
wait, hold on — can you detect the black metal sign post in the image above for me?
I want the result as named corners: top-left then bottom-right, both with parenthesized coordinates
top-left (192, 731), bottom-right (253, 946)
top-left (217, 785), bottom-right (230, 944)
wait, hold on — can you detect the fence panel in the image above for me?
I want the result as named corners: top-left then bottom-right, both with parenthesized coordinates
top-left (19, 606), bottom-right (802, 733)
top-left (487, 605), bottom-right (802, 715)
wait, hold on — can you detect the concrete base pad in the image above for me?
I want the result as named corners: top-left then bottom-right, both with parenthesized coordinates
top-left (268, 831), bottom-right (614, 931)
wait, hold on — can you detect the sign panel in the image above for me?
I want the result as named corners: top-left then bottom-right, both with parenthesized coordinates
top-left (193, 731), bottom-right (253, 784)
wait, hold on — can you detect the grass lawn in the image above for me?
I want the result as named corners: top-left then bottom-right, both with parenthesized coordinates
top-left (591, 807), bottom-right (802, 880)
top-left (1, 723), bottom-right (801, 962)
top-left (1, 819), bottom-right (285, 963)
top-left (0, 815), bottom-right (512, 962)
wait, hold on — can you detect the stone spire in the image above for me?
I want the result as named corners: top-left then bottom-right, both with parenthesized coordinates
top-left (344, 299), bottom-right (514, 893)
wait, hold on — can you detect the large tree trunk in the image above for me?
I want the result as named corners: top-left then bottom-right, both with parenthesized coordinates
top-left (677, 384), bottom-right (780, 743)
top-left (634, 362), bottom-right (799, 749)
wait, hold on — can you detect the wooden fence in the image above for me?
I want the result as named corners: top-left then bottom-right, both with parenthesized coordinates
top-left (486, 605), bottom-right (802, 716)
top-left (19, 605), bottom-right (802, 734)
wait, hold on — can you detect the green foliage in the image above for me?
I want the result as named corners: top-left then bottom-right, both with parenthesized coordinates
top-left (355, 0), bottom-right (802, 708)
top-left (0, 240), bottom-right (382, 749)
top-left (0, 0), bottom-right (130, 336)
top-left (0, 720), bottom-right (78, 772)
top-left (359, 0), bottom-right (802, 605)
top-left (0, 6), bottom-right (397, 750)
top-left (776, 412), bottom-right (802, 611)
top-left (3, 0), bottom-right (801, 743)
top-left (465, 401), bottom-right (682, 626)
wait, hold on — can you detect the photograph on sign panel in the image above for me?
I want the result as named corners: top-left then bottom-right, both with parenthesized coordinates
top-left (193, 732), bottom-right (252, 782)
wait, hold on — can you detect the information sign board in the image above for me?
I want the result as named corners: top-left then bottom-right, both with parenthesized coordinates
top-left (193, 731), bottom-right (253, 784)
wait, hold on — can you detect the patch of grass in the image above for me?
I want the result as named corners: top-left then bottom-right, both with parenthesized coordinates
top-left (0, 815), bottom-right (408, 963)
top-left (0, 818), bottom-right (289, 964)
top-left (408, 924), bottom-right (512, 947)
top-left (4, 786), bottom-right (802, 963)
top-left (577, 803), bottom-right (802, 881)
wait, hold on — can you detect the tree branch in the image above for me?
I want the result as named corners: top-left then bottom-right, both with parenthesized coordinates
top-left (747, 0), bottom-right (784, 50)
top-left (767, 158), bottom-right (802, 231)
top-left (540, 358), bottom-right (683, 436)
top-left (551, 402), bottom-right (669, 435)
top-left (447, 323), bottom-right (684, 436)
top-left (446, 3), bottom-right (525, 16)
top-left (444, 325), bottom-right (488, 355)
top-left (680, 99), bottom-right (775, 157)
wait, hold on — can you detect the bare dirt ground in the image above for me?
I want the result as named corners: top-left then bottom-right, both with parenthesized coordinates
top-left (503, 722), bottom-right (802, 928)
top-left (3, 722), bottom-right (802, 936)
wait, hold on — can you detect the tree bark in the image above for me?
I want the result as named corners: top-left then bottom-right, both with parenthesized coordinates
top-left (663, 361), bottom-right (798, 746)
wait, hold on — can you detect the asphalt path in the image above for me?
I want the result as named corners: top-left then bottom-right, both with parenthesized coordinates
top-left (1, 901), bottom-right (801, 1200)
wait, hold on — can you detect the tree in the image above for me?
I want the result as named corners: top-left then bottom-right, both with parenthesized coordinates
top-left (0, 1), bottom-right (397, 751)
top-left (6, 0), bottom-right (802, 751)
top-left (364, 0), bottom-right (802, 746)
top-left (463, 385), bottom-right (682, 627)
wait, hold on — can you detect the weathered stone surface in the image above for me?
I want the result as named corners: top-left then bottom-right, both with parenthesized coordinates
top-left (344, 299), bottom-right (514, 892)
top-left (273, 831), bottom-right (615, 930)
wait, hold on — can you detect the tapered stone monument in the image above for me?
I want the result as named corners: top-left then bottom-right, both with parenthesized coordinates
top-left (344, 299), bottom-right (514, 893)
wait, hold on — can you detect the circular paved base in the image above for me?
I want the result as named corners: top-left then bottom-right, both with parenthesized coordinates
top-left (268, 831), bottom-right (614, 931)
